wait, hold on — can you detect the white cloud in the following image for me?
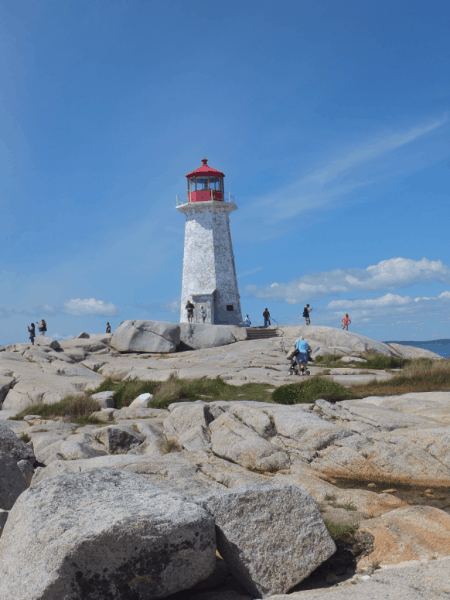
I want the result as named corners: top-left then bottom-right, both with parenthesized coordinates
top-left (62, 298), bottom-right (121, 317)
top-left (246, 258), bottom-right (450, 304)
top-left (237, 267), bottom-right (263, 278)
top-left (50, 333), bottom-right (74, 341)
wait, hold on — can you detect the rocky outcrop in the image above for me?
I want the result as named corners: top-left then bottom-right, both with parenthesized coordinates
top-left (0, 450), bottom-right (28, 510)
top-left (0, 424), bottom-right (35, 464)
top-left (111, 320), bottom-right (181, 353)
top-left (179, 323), bottom-right (247, 350)
top-left (196, 484), bottom-right (336, 597)
top-left (0, 468), bottom-right (217, 599)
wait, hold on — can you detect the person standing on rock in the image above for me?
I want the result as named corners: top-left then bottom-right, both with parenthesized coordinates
top-left (37, 319), bottom-right (47, 335)
top-left (303, 304), bottom-right (313, 326)
top-left (185, 299), bottom-right (194, 323)
top-left (342, 314), bottom-right (351, 331)
top-left (244, 314), bottom-right (251, 327)
top-left (27, 323), bottom-right (35, 345)
top-left (106, 322), bottom-right (111, 333)
top-left (263, 308), bottom-right (271, 327)
top-left (200, 306), bottom-right (206, 323)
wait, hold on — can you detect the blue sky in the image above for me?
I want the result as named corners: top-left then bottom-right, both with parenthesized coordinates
top-left (1, 0), bottom-right (450, 345)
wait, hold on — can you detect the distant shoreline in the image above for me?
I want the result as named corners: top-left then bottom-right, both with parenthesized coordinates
top-left (383, 339), bottom-right (450, 358)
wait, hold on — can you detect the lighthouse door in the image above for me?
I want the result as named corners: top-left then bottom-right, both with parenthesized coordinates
top-left (191, 292), bottom-right (216, 324)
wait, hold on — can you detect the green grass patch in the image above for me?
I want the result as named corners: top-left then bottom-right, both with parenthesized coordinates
top-left (90, 375), bottom-right (275, 410)
top-left (11, 395), bottom-right (103, 426)
top-left (20, 433), bottom-right (31, 443)
top-left (271, 376), bottom-right (359, 405)
top-left (323, 520), bottom-right (359, 540)
top-left (314, 354), bottom-right (409, 370)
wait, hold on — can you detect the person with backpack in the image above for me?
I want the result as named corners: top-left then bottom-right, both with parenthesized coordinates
top-left (303, 304), bottom-right (313, 325)
top-left (27, 323), bottom-right (35, 345)
top-left (37, 319), bottom-right (47, 335)
top-left (263, 308), bottom-right (271, 327)
top-left (342, 314), bottom-right (351, 331)
top-left (106, 322), bottom-right (111, 333)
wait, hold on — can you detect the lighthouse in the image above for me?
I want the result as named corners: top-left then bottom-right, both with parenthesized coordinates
top-left (177, 158), bottom-right (243, 325)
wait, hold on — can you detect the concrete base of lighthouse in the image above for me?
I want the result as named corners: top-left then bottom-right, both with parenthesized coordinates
top-left (177, 201), bottom-right (243, 326)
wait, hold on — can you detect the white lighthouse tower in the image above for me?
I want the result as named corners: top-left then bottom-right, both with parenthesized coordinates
top-left (177, 158), bottom-right (242, 325)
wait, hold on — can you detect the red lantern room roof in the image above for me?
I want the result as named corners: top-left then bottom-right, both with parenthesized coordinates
top-left (185, 158), bottom-right (225, 179)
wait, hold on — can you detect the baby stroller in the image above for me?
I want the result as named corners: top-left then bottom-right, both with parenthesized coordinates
top-left (288, 348), bottom-right (313, 376)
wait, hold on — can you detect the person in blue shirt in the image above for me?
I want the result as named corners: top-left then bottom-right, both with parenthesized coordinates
top-left (294, 336), bottom-right (311, 375)
top-left (200, 306), bottom-right (206, 323)
top-left (243, 314), bottom-right (251, 327)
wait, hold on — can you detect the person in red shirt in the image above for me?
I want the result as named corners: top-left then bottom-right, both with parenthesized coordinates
top-left (342, 314), bottom-right (351, 330)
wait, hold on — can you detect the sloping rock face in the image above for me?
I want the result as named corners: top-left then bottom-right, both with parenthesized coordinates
top-left (281, 326), bottom-right (443, 359)
top-left (196, 484), bottom-right (336, 597)
top-left (0, 468), bottom-right (216, 600)
top-left (111, 320), bottom-right (181, 353)
top-left (179, 323), bottom-right (247, 350)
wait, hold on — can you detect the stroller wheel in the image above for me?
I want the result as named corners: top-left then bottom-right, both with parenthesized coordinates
top-left (305, 370), bottom-right (311, 376)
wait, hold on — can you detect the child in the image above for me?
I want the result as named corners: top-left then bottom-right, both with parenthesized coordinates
top-left (200, 306), bottom-right (206, 323)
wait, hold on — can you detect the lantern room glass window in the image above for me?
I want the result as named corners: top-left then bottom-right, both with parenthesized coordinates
top-left (188, 177), bottom-right (224, 192)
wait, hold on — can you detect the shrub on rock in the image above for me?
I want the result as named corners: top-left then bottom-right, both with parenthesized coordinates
top-left (272, 376), bottom-right (359, 405)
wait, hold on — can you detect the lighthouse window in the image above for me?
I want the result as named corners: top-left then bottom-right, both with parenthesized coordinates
top-left (226, 305), bottom-right (234, 311)
top-left (196, 177), bottom-right (209, 190)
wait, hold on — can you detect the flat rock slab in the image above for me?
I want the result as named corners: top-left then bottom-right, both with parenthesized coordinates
top-left (195, 483), bottom-right (336, 598)
top-left (0, 468), bottom-right (216, 600)
top-left (357, 505), bottom-right (450, 567)
top-left (267, 556), bottom-right (450, 600)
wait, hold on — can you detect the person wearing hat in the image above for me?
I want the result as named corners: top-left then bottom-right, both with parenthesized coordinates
top-left (200, 306), bottom-right (206, 323)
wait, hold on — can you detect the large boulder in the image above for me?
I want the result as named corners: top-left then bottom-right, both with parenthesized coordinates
top-left (0, 424), bottom-right (35, 464)
top-left (111, 320), bottom-right (180, 353)
top-left (0, 450), bottom-right (28, 510)
top-left (196, 484), bottom-right (336, 597)
top-left (0, 468), bottom-right (217, 599)
top-left (179, 323), bottom-right (247, 351)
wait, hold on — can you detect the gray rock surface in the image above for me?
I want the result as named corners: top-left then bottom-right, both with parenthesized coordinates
top-left (0, 423), bottom-right (35, 464)
top-left (92, 424), bottom-right (145, 453)
top-left (0, 468), bottom-right (217, 599)
top-left (0, 450), bottom-right (28, 510)
top-left (179, 323), bottom-right (247, 350)
top-left (33, 335), bottom-right (62, 350)
top-left (111, 320), bottom-right (181, 353)
top-left (267, 557), bottom-right (450, 600)
top-left (16, 459), bottom-right (34, 486)
top-left (91, 390), bottom-right (116, 408)
top-left (196, 484), bottom-right (336, 597)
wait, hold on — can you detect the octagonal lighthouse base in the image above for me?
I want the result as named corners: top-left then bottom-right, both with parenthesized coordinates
top-left (177, 200), bottom-right (243, 325)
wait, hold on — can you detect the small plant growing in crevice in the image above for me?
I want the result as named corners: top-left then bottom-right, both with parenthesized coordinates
top-left (324, 493), bottom-right (337, 501)
top-left (371, 560), bottom-right (381, 571)
top-left (20, 433), bottom-right (31, 443)
top-left (161, 439), bottom-right (181, 454)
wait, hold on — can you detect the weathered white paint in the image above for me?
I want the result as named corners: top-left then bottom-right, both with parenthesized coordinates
top-left (177, 201), bottom-right (242, 325)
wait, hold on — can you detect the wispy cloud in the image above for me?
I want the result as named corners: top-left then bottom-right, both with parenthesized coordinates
top-left (130, 300), bottom-right (180, 314)
top-left (246, 258), bottom-right (450, 304)
top-left (236, 115), bottom-right (448, 239)
top-left (62, 298), bottom-right (121, 317)
top-left (238, 266), bottom-right (263, 278)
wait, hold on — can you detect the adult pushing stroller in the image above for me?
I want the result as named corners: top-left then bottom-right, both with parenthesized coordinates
top-left (287, 338), bottom-right (313, 376)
